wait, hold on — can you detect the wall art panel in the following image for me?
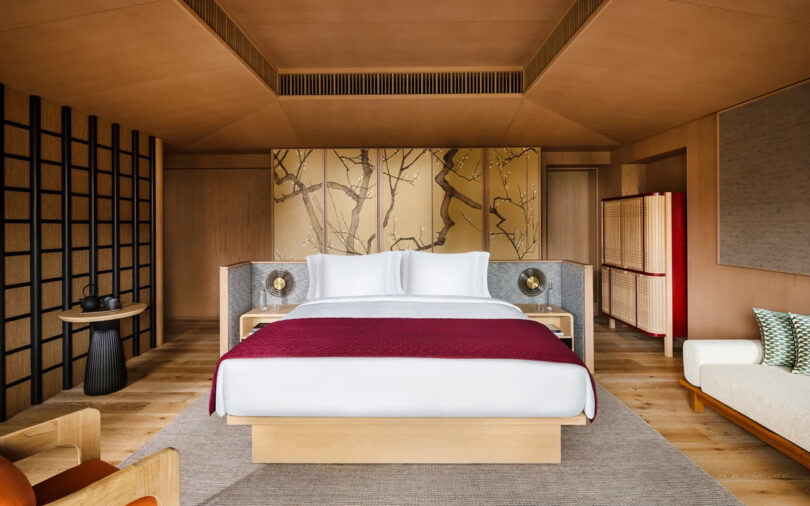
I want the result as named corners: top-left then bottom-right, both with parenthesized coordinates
top-left (488, 148), bottom-right (540, 260)
top-left (380, 148), bottom-right (432, 251)
top-left (431, 148), bottom-right (484, 253)
top-left (272, 149), bottom-right (324, 260)
top-left (325, 148), bottom-right (377, 255)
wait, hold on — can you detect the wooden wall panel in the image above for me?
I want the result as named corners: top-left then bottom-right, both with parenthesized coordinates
top-left (164, 167), bottom-right (272, 321)
top-left (1, 82), bottom-right (162, 420)
top-left (609, 86), bottom-right (810, 339)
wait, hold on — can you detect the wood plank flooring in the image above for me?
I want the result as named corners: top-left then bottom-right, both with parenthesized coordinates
top-left (1, 318), bottom-right (808, 504)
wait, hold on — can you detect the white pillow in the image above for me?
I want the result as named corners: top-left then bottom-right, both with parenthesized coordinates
top-left (403, 251), bottom-right (490, 297)
top-left (306, 252), bottom-right (404, 299)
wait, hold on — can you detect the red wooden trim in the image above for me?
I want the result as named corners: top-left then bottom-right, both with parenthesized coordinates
top-left (670, 192), bottom-right (688, 337)
top-left (601, 264), bottom-right (666, 277)
top-left (601, 191), bottom-right (674, 202)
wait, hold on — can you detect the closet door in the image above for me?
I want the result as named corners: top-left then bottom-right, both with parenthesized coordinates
top-left (620, 197), bottom-right (644, 271)
top-left (636, 274), bottom-right (667, 335)
top-left (610, 269), bottom-right (636, 326)
top-left (601, 268), bottom-right (611, 315)
top-left (644, 194), bottom-right (667, 274)
top-left (602, 200), bottom-right (622, 267)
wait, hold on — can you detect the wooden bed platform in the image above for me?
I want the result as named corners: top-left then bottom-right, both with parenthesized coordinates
top-left (227, 414), bottom-right (587, 463)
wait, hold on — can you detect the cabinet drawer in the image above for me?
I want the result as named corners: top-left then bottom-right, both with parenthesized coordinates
top-left (636, 274), bottom-right (667, 335)
top-left (610, 269), bottom-right (636, 326)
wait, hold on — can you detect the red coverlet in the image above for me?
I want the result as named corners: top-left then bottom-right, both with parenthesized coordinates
top-left (210, 317), bottom-right (596, 416)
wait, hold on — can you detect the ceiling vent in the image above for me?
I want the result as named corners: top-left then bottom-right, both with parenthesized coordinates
top-left (278, 70), bottom-right (524, 97)
top-left (182, 0), bottom-right (278, 92)
top-left (525, 0), bottom-right (604, 87)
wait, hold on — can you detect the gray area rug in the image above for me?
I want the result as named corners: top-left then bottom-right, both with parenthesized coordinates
top-left (123, 385), bottom-right (739, 505)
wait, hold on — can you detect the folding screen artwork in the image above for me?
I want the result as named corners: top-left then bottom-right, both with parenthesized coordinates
top-left (271, 147), bottom-right (540, 261)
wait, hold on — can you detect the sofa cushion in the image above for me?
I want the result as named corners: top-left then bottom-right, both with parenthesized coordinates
top-left (701, 363), bottom-right (810, 451)
top-left (753, 308), bottom-right (796, 367)
top-left (789, 312), bottom-right (810, 376)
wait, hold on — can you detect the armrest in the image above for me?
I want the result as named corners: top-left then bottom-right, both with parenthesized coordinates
top-left (683, 339), bottom-right (762, 387)
top-left (49, 447), bottom-right (180, 506)
top-left (0, 408), bottom-right (100, 463)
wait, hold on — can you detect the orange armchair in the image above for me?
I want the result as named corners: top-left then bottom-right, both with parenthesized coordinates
top-left (0, 408), bottom-right (179, 506)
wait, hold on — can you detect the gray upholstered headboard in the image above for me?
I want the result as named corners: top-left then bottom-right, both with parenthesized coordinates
top-left (220, 260), bottom-right (594, 369)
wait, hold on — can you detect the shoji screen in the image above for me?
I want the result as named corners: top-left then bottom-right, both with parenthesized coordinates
top-left (1, 83), bottom-right (161, 420)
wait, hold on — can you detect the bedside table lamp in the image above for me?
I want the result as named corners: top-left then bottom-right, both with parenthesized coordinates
top-left (264, 269), bottom-right (294, 312)
top-left (518, 268), bottom-right (551, 312)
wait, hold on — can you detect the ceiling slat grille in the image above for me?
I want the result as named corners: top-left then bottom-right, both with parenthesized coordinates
top-left (182, 0), bottom-right (278, 92)
top-left (278, 70), bottom-right (523, 96)
top-left (525, 0), bottom-right (603, 88)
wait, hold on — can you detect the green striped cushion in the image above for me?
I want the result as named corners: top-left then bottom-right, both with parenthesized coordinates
top-left (753, 308), bottom-right (796, 367)
top-left (788, 313), bottom-right (810, 376)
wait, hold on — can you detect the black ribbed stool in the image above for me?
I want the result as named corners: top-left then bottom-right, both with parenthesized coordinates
top-left (58, 302), bottom-right (147, 396)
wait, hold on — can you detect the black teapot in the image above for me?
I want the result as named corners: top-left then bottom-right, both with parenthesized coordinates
top-left (79, 284), bottom-right (100, 312)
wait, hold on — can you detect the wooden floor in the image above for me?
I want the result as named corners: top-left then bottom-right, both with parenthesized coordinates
top-left (1, 318), bottom-right (808, 504)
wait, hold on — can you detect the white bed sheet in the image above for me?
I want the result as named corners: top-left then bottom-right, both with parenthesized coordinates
top-left (215, 296), bottom-right (596, 419)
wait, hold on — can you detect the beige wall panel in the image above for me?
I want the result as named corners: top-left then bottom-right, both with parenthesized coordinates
top-left (6, 223), bottom-right (29, 252)
top-left (5, 255), bottom-right (29, 286)
top-left (41, 98), bottom-right (62, 134)
top-left (4, 86), bottom-right (29, 123)
top-left (546, 170), bottom-right (592, 264)
top-left (432, 148), bottom-right (484, 253)
top-left (272, 149), bottom-right (325, 260)
top-left (5, 158), bottom-right (28, 187)
top-left (5, 190), bottom-right (29, 220)
top-left (5, 286), bottom-right (30, 318)
top-left (165, 166), bottom-right (272, 320)
top-left (645, 153), bottom-right (686, 193)
top-left (6, 349), bottom-right (30, 383)
top-left (41, 280), bottom-right (61, 309)
top-left (6, 382), bottom-right (30, 419)
top-left (325, 149), bottom-right (378, 255)
top-left (488, 148), bottom-right (540, 260)
top-left (380, 148), bottom-right (432, 251)
top-left (42, 252), bottom-right (61, 280)
top-left (5, 318), bottom-right (30, 352)
top-left (5, 126), bottom-right (28, 157)
top-left (42, 311), bottom-right (61, 340)
top-left (41, 134), bottom-right (61, 162)
top-left (41, 164), bottom-right (61, 192)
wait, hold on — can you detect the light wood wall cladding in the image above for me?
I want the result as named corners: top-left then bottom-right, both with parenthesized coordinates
top-left (271, 147), bottom-right (538, 260)
top-left (0, 83), bottom-right (162, 421)
top-left (718, 81), bottom-right (810, 276)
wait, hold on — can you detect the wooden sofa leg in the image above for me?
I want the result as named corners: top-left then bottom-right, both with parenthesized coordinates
top-left (688, 391), bottom-right (704, 412)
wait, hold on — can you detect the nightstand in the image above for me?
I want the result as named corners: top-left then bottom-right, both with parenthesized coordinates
top-left (515, 304), bottom-right (574, 351)
top-left (239, 305), bottom-right (297, 341)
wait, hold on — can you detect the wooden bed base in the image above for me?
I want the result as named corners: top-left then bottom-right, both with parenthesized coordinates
top-left (227, 414), bottom-right (587, 464)
top-left (679, 378), bottom-right (810, 469)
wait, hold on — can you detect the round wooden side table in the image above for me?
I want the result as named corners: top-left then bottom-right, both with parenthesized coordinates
top-left (58, 302), bottom-right (147, 396)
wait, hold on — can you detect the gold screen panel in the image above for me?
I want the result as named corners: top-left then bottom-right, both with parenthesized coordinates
top-left (380, 148), bottom-right (432, 251)
top-left (488, 148), bottom-right (540, 260)
top-left (325, 149), bottom-right (377, 255)
top-left (432, 148), bottom-right (484, 253)
top-left (272, 149), bottom-right (324, 260)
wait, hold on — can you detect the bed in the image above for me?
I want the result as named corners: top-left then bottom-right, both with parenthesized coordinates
top-left (212, 251), bottom-right (596, 464)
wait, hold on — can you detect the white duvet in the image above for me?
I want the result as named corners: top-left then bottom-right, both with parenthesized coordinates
top-left (215, 296), bottom-right (596, 419)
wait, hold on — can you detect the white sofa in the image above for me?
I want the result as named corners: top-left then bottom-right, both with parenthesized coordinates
top-left (683, 339), bottom-right (810, 454)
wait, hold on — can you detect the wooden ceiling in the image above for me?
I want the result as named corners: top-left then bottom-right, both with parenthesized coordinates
top-left (0, 0), bottom-right (808, 151)
top-left (217, 0), bottom-right (571, 69)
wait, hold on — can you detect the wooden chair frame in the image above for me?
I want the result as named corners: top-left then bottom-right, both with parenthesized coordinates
top-left (0, 408), bottom-right (180, 506)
